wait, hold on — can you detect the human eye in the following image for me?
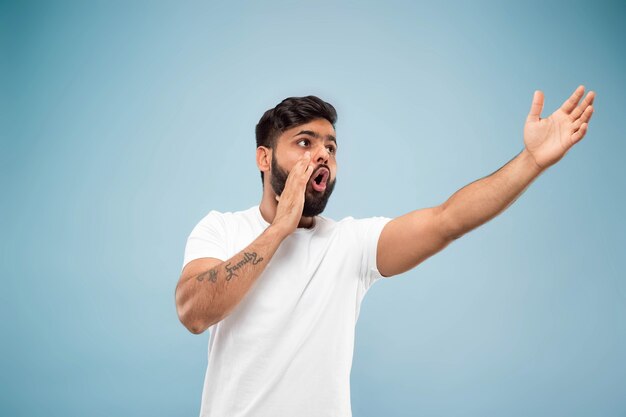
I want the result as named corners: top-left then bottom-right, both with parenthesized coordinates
top-left (326, 144), bottom-right (337, 154)
top-left (297, 139), bottom-right (310, 147)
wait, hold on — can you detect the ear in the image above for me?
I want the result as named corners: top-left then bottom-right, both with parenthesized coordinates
top-left (256, 146), bottom-right (272, 174)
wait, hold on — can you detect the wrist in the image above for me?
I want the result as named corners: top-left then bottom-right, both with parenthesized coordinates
top-left (266, 223), bottom-right (290, 242)
top-left (521, 148), bottom-right (547, 176)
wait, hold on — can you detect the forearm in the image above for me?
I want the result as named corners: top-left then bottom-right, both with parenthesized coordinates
top-left (440, 148), bottom-right (545, 239)
top-left (176, 225), bottom-right (287, 333)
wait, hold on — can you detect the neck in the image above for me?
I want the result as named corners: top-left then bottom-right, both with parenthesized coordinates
top-left (259, 182), bottom-right (315, 229)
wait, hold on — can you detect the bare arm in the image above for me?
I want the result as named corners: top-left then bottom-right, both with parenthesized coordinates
top-left (175, 151), bottom-right (315, 334)
top-left (175, 226), bottom-right (286, 334)
top-left (377, 86), bottom-right (595, 278)
top-left (439, 148), bottom-right (542, 241)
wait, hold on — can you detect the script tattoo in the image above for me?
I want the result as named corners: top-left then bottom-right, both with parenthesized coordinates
top-left (196, 268), bottom-right (218, 283)
top-left (224, 252), bottom-right (264, 281)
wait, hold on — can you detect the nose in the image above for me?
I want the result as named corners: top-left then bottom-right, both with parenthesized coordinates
top-left (312, 143), bottom-right (330, 165)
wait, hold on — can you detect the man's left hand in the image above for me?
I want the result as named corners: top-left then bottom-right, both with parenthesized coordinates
top-left (524, 85), bottom-right (595, 170)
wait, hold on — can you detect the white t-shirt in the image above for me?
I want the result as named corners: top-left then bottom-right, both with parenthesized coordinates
top-left (182, 205), bottom-right (392, 417)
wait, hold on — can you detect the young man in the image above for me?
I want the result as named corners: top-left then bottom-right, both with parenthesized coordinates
top-left (175, 88), bottom-right (595, 417)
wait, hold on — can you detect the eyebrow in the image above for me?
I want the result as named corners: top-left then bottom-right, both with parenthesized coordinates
top-left (293, 130), bottom-right (337, 145)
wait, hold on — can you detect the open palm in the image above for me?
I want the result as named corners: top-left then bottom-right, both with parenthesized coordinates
top-left (524, 85), bottom-right (595, 170)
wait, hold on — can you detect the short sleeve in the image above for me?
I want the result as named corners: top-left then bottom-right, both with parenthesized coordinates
top-left (354, 216), bottom-right (392, 291)
top-left (182, 210), bottom-right (229, 271)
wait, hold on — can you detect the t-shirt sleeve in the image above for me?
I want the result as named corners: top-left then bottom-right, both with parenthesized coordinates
top-left (181, 210), bottom-right (229, 272)
top-left (355, 216), bottom-right (393, 291)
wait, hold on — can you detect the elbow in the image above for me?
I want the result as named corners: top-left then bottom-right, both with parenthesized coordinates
top-left (175, 285), bottom-right (215, 335)
top-left (438, 204), bottom-right (465, 241)
top-left (178, 307), bottom-right (203, 334)
top-left (186, 322), bottom-right (207, 335)
top-left (176, 305), bottom-right (211, 335)
top-left (447, 228), bottom-right (465, 241)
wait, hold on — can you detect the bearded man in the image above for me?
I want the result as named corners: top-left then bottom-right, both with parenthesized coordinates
top-left (175, 88), bottom-right (594, 417)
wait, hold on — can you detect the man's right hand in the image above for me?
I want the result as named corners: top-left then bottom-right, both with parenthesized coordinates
top-left (272, 151), bottom-right (313, 237)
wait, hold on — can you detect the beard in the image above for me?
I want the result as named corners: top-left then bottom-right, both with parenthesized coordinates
top-left (270, 155), bottom-right (336, 217)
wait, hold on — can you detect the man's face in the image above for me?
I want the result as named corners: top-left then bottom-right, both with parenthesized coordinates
top-left (269, 118), bottom-right (338, 217)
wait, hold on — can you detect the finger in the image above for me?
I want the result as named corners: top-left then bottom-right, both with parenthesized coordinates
top-left (571, 122), bottom-right (588, 144)
top-left (580, 105), bottom-right (594, 123)
top-left (571, 106), bottom-right (594, 131)
top-left (284, 152), bottom-right (311, 182)
top-left (526, 90), bottom-right (544, 122)
top-left (297, 163), bottom-right (315, 189)
top-left (296, 152), bottom-right (312, 173)
top-left (282, 152), bottom-right (312, 194)
top-left (570, 91), bottom-right (595, 120)
top-left (295, 154), bottom-right (313, 182)
top-left (560, 85), bottom-right (585, 114)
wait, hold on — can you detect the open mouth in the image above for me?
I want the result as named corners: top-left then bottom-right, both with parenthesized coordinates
top-left (310, 167), bottom-right (330, 192)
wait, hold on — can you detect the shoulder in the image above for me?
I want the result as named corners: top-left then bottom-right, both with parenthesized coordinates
top-left (190, 207), bottom-right (258, 237)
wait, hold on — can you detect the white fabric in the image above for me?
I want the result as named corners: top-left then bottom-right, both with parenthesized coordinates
top-left (182, 205), bottom-right (392, 417)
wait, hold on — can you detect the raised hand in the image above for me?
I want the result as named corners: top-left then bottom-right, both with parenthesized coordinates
top-left (272, 151), bottom-right (313, 236)
top-left (524, 85), bottom-right (595, 170)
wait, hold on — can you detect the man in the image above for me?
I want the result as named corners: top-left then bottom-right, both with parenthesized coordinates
top-left (175, 87), bottom-right (595, 417)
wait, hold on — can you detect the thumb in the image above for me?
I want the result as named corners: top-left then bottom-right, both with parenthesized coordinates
top-left (526, 90), bottom-right (544, 122)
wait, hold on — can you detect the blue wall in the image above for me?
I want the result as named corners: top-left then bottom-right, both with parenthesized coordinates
top-left (3, 1), bottom-right (625, 415)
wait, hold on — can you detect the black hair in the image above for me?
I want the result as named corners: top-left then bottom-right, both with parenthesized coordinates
top-left (255, 95), bottom-right (337, 185)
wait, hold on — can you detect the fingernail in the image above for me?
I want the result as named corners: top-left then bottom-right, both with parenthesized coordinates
top-left (304, 151), bottom-right (311, 158)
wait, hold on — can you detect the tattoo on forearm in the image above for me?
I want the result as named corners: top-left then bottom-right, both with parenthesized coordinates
top-left (195, 252), bottom-right (263, 284)
top-left (225, 252), bottom-right (264, 281)
top-left (196, 268), bottom-right (218, 283)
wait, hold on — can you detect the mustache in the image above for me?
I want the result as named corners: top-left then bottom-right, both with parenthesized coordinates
top-left (310, 163), bottom-right (331, 177)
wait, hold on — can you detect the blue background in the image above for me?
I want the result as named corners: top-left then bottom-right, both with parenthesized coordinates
top-left (3, 1), bottom-right (625, 416)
